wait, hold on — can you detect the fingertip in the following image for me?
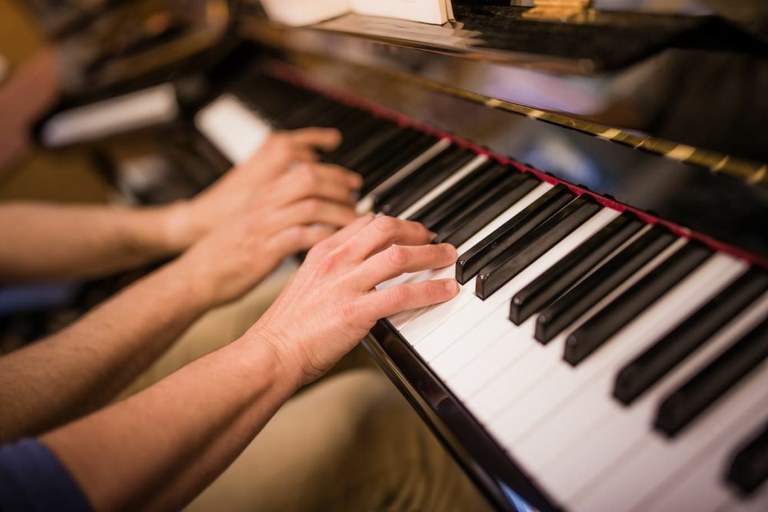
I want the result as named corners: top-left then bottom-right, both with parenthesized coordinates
top-left (445, 279), bottom-right (460, 296)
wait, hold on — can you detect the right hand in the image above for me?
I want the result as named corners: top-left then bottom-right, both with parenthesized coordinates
top-left (251, 216), bottom-right (460, 386)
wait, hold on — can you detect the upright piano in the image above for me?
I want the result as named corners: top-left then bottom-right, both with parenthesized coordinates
top-left (37, 1), bottom-right (768, 510)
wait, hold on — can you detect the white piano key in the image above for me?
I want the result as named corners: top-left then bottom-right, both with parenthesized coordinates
top-left (357, 138), bottom-right (451, 214)
top-left (636, 415), bottom-right (768, 512)
top-left (571, 360), bottom-right (768, 512)
top-left (383, 179), bottom-right (552, 332)
top-left (486, 238), bottom-right (688, 447)
top-left (441, 299), bottom-right (538, 400)
top-left (399, 154), bottom-right (489, 220)
top-left (442, 208), bottom-right (621, 421)
top-left (449, 223), bottom-right (652, 391)
top-left (519, 256), bottom-right (750, 504)
top-left (430, 316), bottom-right (536, 382)
top-left (392, 182), bottom-right (553, 335)
top-left (195, 93), bottom-right (273, 164)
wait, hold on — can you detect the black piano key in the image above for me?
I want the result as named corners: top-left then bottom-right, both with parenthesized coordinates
top-left (535, 226), bottom-right (676, 344)
top-left (510, 213), bottom-right (643, 325)
top-left (281, 95), bottom-right (342, 129)
top-left (614, 267), bottom-right (768, 405)
top-left (476, 196), bottom-right (601, 300)
top-left (410, 161), bottom-right (508, 228)
top-left (435, 173), bottom-right (539, 247)
top-left (655, 316), bottom-right (768, 437)
top-left (338, 123), bottom-right (407, 170)
top-left (727, 417), bottom-right (768, 495)
top-left (324, 115), bottom-right (396, 165)
top-left (360, 132), bottom-right (440, 195)
top-left (376, 146), bottom-right (477, 216)
top-left (455, 185), bottom-right (573, 285)
top-left (564, 242), bottom-right (712, 366)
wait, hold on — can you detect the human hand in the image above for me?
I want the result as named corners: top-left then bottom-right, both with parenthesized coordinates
top-left (165, 127), bottom-right (349, 249)
top-left (251, 216), bottom-right (460, 386)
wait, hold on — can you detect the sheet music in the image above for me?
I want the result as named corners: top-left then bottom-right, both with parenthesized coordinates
top-left (260, 0), bottom-right (453, 26)
top-left (351, 0), bottom-right (453, 24)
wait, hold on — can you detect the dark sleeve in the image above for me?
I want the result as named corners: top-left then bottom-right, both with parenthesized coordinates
top-left (0, 438), bottom-right (92, 512)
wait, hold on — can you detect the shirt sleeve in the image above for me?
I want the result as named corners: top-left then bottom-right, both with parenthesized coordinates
top-left (0, 438), bottom-right (92, 512)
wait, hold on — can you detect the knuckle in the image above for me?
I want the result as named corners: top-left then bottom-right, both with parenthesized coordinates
top-left (371, 216), bottom-right (399, 239)
top-left (301, 198), bottom-right (322, 216)
top-left (339, 299), bottom-right (360, 326)
top-left (390, 285), bottom-right (412, 308)
top-left (386, 245), bottom-right (409, 269)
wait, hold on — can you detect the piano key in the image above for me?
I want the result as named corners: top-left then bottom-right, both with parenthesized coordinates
top-left (485, 237), bottom-right (688, 445)
top-left (509, 212), bottom-right (643, 325)
top-left (436, 173), bottom-right (540, 247)
top-left (409, 161), bottom-right (509, 229)
top-left (391, 182), bottom-right (553, 334)
top-left (504, 254), bottom-right (748, 502)
top-left (614, 267), bottom-right (768, 405)
top-left (655, 314), bottom-right (768, 438)
top-left (564, 241), bottom-right (712, 366)
top-left (357, 137), bottom-right (451, 213)
top-left (456, 185), bottom-right (573, 284)
top-left (422, 208), bottom-right (620, 400)
top-left (398, 154), bottom-right (489, 220)
top-left (535, 225), bottom-right (676, 344)
top-left (340, 124), bottom-right (410, 171)
top-left (641, 413), bottom-right (768, 512)
top-left (358, 132), bottom-right (438, 191)
top-left (322, 112), bottom-right (388, 161)
top-left (327, 116), bottom-right (400, 166)
top-left (376, 146), bottom-right (477, 216)
top-left (538, 292), bottom-right (768, 508)
top-left (727, 417), bottom-right (768, 496)
top-left (475, 196), bottom-right (601, 299)
top-left (571, 363), bottom-right (768, 512)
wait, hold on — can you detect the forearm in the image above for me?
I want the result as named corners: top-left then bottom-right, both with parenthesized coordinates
top-left (0, 257), bottom-right (212, 443)
top-left (0, 202), bottom-right (193, 282)
top-left (41, 334), bottom-right (299, 512)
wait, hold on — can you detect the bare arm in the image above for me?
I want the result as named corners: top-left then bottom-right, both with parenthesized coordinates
top-left (0, 202), bottom-right (188, 282)
top-left (0, 128), bottom-right (345, 283)
top-left (0, 145), bottom-right (361, 443)
top-left (41, 216), bottom-right (459, 512)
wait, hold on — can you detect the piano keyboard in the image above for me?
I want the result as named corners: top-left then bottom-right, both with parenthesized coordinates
top-left (194, 69), bottom-right (768, 512)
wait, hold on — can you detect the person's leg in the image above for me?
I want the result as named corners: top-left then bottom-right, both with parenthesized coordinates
top-left (187, 367), bottom-right (493, 512)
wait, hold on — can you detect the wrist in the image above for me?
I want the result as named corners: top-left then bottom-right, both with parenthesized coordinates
top-left (244, 325), bottom-right (307, 391)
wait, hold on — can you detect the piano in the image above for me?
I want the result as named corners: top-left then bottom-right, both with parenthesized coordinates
top-left (36, 1), bottom-right (768, 510)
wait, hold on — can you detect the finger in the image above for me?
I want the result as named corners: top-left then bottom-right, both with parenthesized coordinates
top-left (274, 199), bottom-right (359, 230)
top-left (289, 127), bottom-right (342, 152)
top-left (273, 165), bottom-right (361, 206)
top-left (357, 279), bottom-right (460, 321)
top-left (353, 243), bottom-right (457, 290)
top-left (306, 215), bottom-right (376, 258)
top-left (268, 224), bottom-right (337, 255)
top-left (345, 216), bottom-right (435, 261)
top-left (297, 162), bottom-right (362, 190)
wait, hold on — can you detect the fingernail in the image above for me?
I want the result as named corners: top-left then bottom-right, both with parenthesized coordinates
top-left (429, 231), bottom-right (438, 241)
top-left (445, 280), bottom-right (459, 294)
